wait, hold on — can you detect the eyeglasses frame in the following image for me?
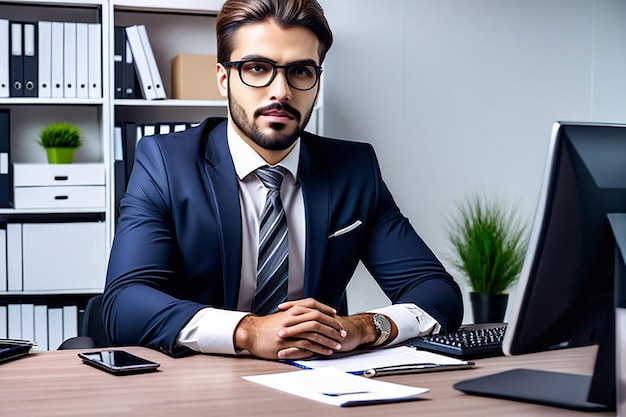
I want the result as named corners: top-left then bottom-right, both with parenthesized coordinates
top-left (221, 58), bottom-right (322, 91)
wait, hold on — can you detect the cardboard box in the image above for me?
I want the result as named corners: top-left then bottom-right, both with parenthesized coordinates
top-left (172, 54), bottom-right (222, 100)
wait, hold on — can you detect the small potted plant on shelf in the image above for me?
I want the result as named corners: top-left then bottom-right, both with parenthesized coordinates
top-left (38, 122), bottom-right (83, 164)
top-left (446, 194), bottom-right (529, 323)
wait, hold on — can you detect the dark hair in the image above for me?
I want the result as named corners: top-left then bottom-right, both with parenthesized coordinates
top-left (216, 0), bottom-right (333, 64)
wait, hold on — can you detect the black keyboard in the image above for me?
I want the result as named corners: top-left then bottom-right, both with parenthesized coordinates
top-left (408, 323), bottom-right (507, 359)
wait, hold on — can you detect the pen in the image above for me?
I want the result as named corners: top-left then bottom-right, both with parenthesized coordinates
top-left (363, 361), bottom-right (474, 377)
top-left (363, 363), bottom-right (437, 377)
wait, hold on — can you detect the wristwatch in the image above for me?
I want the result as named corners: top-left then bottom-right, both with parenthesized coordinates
top-left (371, 313), bottom-right (391, 347)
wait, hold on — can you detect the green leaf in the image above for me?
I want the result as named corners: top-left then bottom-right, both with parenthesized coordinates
top-left (37, 122), bottom-right (82, 149)
top-left (446, 194), bottom-right (529, 295)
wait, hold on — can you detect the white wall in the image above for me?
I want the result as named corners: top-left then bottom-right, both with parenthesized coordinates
top-left (318, 0), bottom-right (626, 321)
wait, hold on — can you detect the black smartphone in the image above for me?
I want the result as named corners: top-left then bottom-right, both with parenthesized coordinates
top-left (78, 350), bottom-right (160, 375)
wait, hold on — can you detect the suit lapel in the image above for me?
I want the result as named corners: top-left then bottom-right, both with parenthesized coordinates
top-left (203, 121), bottom-right (242, 310)
top-left (299, 137), bottom-right (330, 297)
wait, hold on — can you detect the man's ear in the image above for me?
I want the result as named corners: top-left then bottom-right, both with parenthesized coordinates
top-left (217, 63), bottom-right (228, 98)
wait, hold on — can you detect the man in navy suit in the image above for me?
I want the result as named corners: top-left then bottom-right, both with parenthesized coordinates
top-left (103, 0), bottom-right (463, 359)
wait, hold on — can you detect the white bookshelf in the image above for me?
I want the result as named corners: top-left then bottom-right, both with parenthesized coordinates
top-left (0, 0), bottom-right (228, 348)
top-left (1, 0), bottom-right (326, 348)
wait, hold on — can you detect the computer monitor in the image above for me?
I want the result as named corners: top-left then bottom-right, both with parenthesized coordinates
top-left (454, 121), bottom-right (626, 411)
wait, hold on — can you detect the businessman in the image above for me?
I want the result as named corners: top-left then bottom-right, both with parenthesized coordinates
top-left (103, 0), bottom-right (463, 360)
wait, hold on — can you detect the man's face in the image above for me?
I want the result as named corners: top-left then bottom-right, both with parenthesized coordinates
top-left (217, 21), bottom-right (321, 162)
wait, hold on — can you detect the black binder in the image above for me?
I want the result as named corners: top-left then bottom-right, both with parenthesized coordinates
top-left (22, 22), bottom-right (37, 97)
top-left (9, 22), bottom-right (23, 97)
top-left (0, 109), bottom-right (11, 208)
top-left (114, 26), bottom-right (125, 99)
top-left (123, 38), bottom-right (140, 98)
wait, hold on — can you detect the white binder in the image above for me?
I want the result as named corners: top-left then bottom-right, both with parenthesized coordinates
top-left (137, 25), bottom-right (166, 99)
top-left (62, 305), bottom-right (78, 340)
top-left (0, 19), bottom-right (9, 98)
top-left (75, 23), bottom-right (89, 98)
top-left (88, 23), bottom-right (102, 99)
top-left (20, 304), bottom-right (35, 343)
top-left (33, 305), bottom-right (49, 351)
top-left (7, 304), bottom-right (21, 339)
top-left (6, 223), bottom-right (22, 292)
top-left (63, 22), bottom-right (76, 98)
top-left (50, 21), bottom-right (64, 98)
top-left (125, 25), bottom-right (157, 100)
top-left (0, 228), bottom-right (6, 291)
top-left (0, 305), bottom-right (6, 339)
top-left (37, 21), bottom-right (52, 98)
top-left (47, 307), bottom-right (63, 350)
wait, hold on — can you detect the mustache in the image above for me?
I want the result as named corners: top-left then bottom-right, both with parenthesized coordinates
top-left (254, 102), bottom-right (301, 122)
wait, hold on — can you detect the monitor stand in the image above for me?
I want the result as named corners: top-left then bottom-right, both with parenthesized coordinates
top-left (453, 368), bottom-right (608, 411)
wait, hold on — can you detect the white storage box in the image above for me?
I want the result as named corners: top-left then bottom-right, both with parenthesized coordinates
top-left (14, 163), bottom-right (105, 186)
top-left (14, 186), bottom-right (105, 209)
top-left (21, 222), bottom-right (107, 292)
top-left (13, 163), bottom-right (105, 209)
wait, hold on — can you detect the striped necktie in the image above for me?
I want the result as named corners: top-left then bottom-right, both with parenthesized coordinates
top-left (252, 165), bottom-right (289, 315)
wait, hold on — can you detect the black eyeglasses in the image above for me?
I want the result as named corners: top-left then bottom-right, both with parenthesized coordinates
top-left (221, 59), bottom-right (322, 91)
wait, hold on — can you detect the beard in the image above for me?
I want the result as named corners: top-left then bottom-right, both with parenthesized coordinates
top-left (228, 94), bottom-right (315, 152)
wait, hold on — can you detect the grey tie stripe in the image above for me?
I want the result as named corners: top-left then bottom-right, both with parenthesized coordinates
top-left (252, 165), bottom-right (289, 315)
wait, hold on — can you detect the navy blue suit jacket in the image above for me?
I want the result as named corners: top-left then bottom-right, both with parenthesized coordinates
top-left (103, 118), bottom-right (463, 356)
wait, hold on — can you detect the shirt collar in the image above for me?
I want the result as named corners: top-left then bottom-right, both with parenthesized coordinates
top-left (227, 120), bottom-right (300, 181)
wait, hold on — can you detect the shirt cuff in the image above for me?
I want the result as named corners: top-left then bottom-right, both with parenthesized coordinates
top-left (369, 303), bottom-right (441, 346)
top-left (177, 307), bottom-right (249, 355)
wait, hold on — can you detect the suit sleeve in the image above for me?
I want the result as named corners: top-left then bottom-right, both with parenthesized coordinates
top-left (360, 146), bottom-right (464, 333)
top-left (103, 136), bottom-right (205, 356)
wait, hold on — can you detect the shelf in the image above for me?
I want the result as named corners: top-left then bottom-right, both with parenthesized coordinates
top-left (114, 99), bottom-right (227, 107)
top-left (1, 0), bottom-right (105, 7)
top-left (0, 98), bottom-right (105, 106)
top-left (111, 0), bottom-right (224, 14)
top-left (0, 207), bottom-right (106, 215)
top-left (0, 289), bottom-right (103, 296)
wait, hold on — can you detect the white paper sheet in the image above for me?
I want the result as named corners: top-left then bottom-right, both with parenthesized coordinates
top-left (243, 367), bottom-right (428, 407)
top-left (290, 345), bottom-right (469, 374)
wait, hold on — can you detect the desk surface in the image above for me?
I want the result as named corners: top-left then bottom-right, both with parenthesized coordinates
top-left (0, 345), bottom-right (614, 416)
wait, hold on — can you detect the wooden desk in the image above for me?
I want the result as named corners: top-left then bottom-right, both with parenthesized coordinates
top-left (0, 345), bottom-right (614, 416)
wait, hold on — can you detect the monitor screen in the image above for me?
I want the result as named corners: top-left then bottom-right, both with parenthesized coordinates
top-left (455, 121), bottom-right (626, 411)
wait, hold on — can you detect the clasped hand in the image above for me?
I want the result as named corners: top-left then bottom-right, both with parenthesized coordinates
top-left (234, 298), bottom-right (372, 360)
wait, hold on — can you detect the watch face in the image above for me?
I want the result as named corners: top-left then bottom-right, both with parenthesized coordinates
top-left (374, 314), bottom-right (391, 333)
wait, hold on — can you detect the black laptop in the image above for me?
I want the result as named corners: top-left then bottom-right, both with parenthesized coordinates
top-left (0, 339), bottom-right (35, 364)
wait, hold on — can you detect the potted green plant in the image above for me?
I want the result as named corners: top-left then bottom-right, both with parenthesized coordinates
top-left (38, 122), bottom-right (82, 164)
top-left (447, 194), bottom-right (529, 323)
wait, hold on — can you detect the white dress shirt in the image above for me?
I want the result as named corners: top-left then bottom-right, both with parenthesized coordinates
top-left (176, 121), bottom-right (441, 354)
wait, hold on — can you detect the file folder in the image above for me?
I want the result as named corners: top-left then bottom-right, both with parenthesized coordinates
top-left (20, 304), bottom-right (35, 344)
top-left (0, 19), bottom-right (9, 98)
top-left (113, 125), bottom-right (126, 221)
top-left (75, 23), bottom-right (89, 99)
top-left (122, 122), bottom-right (138, 185)
top-left (124, 39), bottom-right (139, 98)
top-left (0, 109), bottom-right (12, 208)
top-left (50, 21), bottom-right (64, 98)
top-left (9, 22), bottom-right (24, 97)
top-left (22, 23), bottom-right (37, 97)
top-left (87, 23), bottom-right (101, 99)
top-left (63, 22), bottom-right (77, 98)
top-left (113, 26), bottom-right (125, 99)
top-left (37, 21), bottom-right (52, 98)
top-left (158, 123), bottom-right (171, 134)
top-left (137, 25), bottom-right (166, 99)
top-left (33, 305), bottom-right (48, 351)
top-left (0, 228), bottom-right (6, 292)
top-left (125, 25), bottom-right (157, 100)
top-left (7, 304), bottom-right (22, 339)
top-left (6, 223), bottom-right (22, 292)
